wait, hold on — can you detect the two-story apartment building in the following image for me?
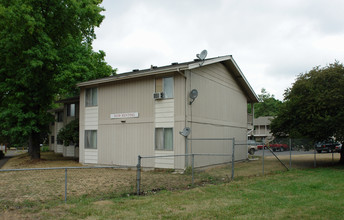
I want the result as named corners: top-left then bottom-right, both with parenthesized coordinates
top-left (49, 96), bottom-right (79, 157)
top-left (77, 55), bottom-right (258, 169)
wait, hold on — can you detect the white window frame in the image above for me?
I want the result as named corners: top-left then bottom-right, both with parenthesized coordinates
top-left (85, 130), bottom-right (97, 149)
top-left (85, 88), bottom-right (98, 107)
top-left (155, 128), bottom-right (173, 151)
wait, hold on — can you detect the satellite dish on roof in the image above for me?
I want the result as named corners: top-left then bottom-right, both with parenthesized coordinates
top-left (196, 50), bottom-right (207, 60)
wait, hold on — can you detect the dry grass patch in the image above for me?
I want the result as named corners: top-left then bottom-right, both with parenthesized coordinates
top-left (0, 151), bottom-right (341, 215)
top-left (2, 152), bottom-right (81, 169)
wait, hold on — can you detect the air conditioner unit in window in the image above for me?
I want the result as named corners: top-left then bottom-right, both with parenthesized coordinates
top-left (153, 92), bottom-right (164, 99)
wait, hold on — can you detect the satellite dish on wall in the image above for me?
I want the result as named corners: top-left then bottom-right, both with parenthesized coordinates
top-left (189, 89), bottom-right (198, 105)
top-left (190, 89), bottom-right (198, 99)
top-left (179, 127), bottom-right (191, 137)
top-left (196, 50), bottom-right (207, 60)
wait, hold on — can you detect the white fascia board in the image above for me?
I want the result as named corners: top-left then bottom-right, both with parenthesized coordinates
top-left (77, 65), bottom-right (188, 87)
top-left (229, 58), bottom-right (259, 102)
top-left (187, 56), bottom-right (232, 70)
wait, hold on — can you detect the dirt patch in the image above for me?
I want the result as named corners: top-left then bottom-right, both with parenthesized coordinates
top-left (93, 200), bottom-right (113, 206)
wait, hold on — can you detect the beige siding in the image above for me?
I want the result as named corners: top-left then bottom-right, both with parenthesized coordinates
top-left (173, 75), bottom-right (187, 169)
top-left (155, 151), bottom-right (174, 168)
top-left (98, 78), bottom-right (155, 125)
top-left (190, 63), bottom-right (247, 126)
top-left (188, 63), bottom-right (248, 167)
top-left (96, 78), bottom-right (156, 167)
top-left (98, 123), bottom-right (155, 167)
top-left (173, 121), bottom-right (186, 169)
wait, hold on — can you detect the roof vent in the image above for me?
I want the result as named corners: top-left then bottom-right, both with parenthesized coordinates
top-left (171, 62), bottom-right (178, 65)
top-left (132, 69), bottom-right (139, 72)
top-left (150, 65), bottom-right (157, 70)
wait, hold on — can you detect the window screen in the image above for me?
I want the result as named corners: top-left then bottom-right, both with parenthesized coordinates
top-left (67, 104), bottom-right (75, 116)
top-left (86, 88), bottom-right (98, 107)
top-left (155, 128), bottom-right (173, 151)
top-left (85, 130), bottom-right (97, 149)
top-left (155, 77), bottom-right (173, 98)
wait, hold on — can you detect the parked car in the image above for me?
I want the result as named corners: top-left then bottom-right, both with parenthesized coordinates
top-left (0, 150), bottom-right (4, 159)
top-left (268, 143), bottom-right (289, 152)
top-left (257, 145), bottom-right (264, 150)
top-left (335, 143), bottom-right (342, 153)
top-left (247, 140), bottom-right (259, 155)
top-left (315, 139), bottom-right (339, 153)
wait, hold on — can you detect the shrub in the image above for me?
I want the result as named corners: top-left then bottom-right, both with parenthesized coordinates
top-left (57, 119), bottom-right (79, 146)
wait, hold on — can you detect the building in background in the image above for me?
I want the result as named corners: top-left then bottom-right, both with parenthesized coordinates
top-left (249, 116), bottom-right (274, 143)
top-left (49, 96), bottom-right (79, 158)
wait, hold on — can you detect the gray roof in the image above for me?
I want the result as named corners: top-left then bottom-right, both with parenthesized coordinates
top-left (77, 55), bottom-right (259, 103)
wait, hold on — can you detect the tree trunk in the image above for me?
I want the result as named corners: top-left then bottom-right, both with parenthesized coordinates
top-left (28, 132), bottom-right (40, 159)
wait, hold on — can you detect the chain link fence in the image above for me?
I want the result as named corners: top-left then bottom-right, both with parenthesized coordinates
top-left (1, 137), bottom-right (341, 209)
top-left (0, 166), bottom-right (137, 209)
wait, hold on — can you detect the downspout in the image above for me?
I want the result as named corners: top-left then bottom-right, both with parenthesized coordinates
top-left (177, 68), bottom-right (187, 79)
top-left (183, 69), bottom-right (188, 167)
top-left (252, 103), bottom-right (255, 140)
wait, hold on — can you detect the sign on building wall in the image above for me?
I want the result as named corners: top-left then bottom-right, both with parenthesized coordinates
top-left (110, 112), bottom-right (139, 119)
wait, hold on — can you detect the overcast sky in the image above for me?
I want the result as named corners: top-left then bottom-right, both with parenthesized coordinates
top-left (92, 0), bottom-right (344, 100)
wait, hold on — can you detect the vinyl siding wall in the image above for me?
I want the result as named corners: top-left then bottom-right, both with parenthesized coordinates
top-left (79, 74), bottom-right (187, 169)
top-left (187, 63), bottom-right (248, 167)
top-left (96, 78), bottom-right (156, 167)
top-left (79, 64), bottom-right (249, 168)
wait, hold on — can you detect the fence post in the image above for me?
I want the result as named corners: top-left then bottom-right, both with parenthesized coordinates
top-left (289, 138), bottom-right (292, 169)
top-left (332, 150), bottom-right (334, 165)
top-left (231, 138), bottom-right (235, 180)
top-left (136, 155), bottom-right (141, 195)
top-left (262, 144), bottom-right (265, 175)
top-left (64, 168), bottom-right (67, 203)
top-left (192, 154), bottom-right (194, 186)
top-left (314, 146), bottom-right (317, 168)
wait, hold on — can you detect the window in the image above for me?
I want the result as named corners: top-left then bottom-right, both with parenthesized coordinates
top-left (155, 77), bottom-right (173, 98)
top-left (85, 130), bottom-right (97, 149)
top-left (86, 88), bottom-right (98, 107)
top-left (51, 136), bottom-right (54, 144)
top-left (155, 128), bottom-right (173, 151)
top-left (67, 103), bottom-right (75, 117)
top-left (57, 111), bottom-right (63, 122)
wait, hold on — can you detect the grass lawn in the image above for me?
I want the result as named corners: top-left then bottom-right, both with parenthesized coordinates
top-left (1, 166), bottom-right (344, 219)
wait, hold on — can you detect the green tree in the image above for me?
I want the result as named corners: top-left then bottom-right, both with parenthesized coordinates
top-left (0, 0), bottom-right (114, 159)
top-left (248, 88), bottom-right (283, 118)
top-left (57, 119), bottom-right (79, 146)
top-left (270, 62), bottom-right (344, 163)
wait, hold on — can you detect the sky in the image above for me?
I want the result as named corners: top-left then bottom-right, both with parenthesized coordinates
top-left (92, 0), bottom-right (344, 101)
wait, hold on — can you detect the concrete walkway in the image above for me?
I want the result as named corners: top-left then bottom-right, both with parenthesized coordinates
top-left (0, 150), bottom-right (27, 169)
top-left (0, 156), bottom-right (11, 169)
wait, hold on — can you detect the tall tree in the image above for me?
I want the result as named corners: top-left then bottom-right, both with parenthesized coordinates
top-left (270, 62), bottom-right (344, 163)
top-left (0, 0), bottom-right (114, 159)
top-left (248, 88), bottom-right (283, 118)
